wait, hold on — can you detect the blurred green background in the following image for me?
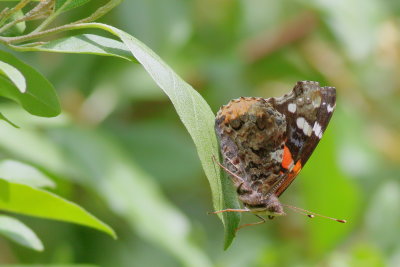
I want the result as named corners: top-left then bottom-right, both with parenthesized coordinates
top-left (1, 0), bottom-right (400, 266)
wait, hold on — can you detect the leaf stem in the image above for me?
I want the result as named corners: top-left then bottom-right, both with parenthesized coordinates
top-left (0, 0), bottom-right (32, 20)
top-left (0, 0), bottom-right (123, 45)
top-left (73, 0), bottom-right (124, 24)
top-left (0, 8), bottom-right (10, 22)
top-left (31, 0), bottom-right (74, 33)
top-left (0, 0), bottom-right (32, 29)
top-left (0, 0), bottom-right (53, 34)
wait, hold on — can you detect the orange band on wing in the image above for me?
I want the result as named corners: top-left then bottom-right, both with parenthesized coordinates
top-left (293, 160), bottom-right (302, 174)
top-left (276, 160), bottom-right (303, 197)
top-left (281, 145), bottom-right (294, 170)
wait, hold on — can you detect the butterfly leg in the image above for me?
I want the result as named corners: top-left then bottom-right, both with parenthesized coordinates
top-left (235, 215), bottom-right (266, 231)
top-left (208, 208), bottom-right (250, 214)
top-left (212, 155), bottom-right (243, 181)
top-left (212, 155), bottom-right (248, 190)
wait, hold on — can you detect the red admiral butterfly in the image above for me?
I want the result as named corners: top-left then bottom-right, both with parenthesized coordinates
top-left (212, 81), bottom-right (345, 230)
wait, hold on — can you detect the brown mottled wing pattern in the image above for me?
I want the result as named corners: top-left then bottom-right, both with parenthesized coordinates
top-left (215, 97), bottom-right (287, 202)
top-left (267, 81), bottom-right (336, 196)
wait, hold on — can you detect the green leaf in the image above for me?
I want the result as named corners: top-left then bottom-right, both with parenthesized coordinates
top-left (0, 215), bottom-right (43, 251)
top-left (0, 112), bottom-right (19, 128)
top-left (0, 178), bottom-right (116, 239)
top-left (0, 159), bottom-right (56, 188)
top-left (0, 60), bottom-right (26, 93)
top-left (0, 50), bottom-right (60, 117)
top-left (20, 34), bottom-right (136, 62)
top-left (1, 10), bottom-right (26, 37)
top-left (106, 25), bottom-right (241, 248)
top-left (55, 0), bottom-right (91, 12)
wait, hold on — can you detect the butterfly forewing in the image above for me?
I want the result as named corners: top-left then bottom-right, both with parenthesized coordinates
top-left (267, 81), bottom-right (336, 196)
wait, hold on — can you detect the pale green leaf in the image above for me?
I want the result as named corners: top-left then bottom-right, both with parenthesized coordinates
top-left (1, 10), bottom-right (26, 37)
top-left (0, 112), bottom-right (19, 128)
top-left (19, 34), bottom-right (135, 62)
top-left (106, 24), bottom-right (241, 248)
top-left (0, 159), bottom-right (55, 188)
top-left (0, 178), bottom-right (116, 239)
top-left (0, 60), bottom-right (26, 92)
top-left (0, 215), bottom-right (43, 251)
top-left (55, 0), bottom-right (91, 12)
top-left (0, 50), bottom-right (60, 117)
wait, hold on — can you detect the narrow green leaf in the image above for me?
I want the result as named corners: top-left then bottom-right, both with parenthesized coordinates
top-left (0, 50), bottom-right (60, 117)
top-left (55, 0), bottom-right (91, 12)
top-left (105, 25), bottom-right (241, 248)
top-left (0, 112), bottom-right (19, 128)
top-left (0, 178), bottom-right (116, 239)
top-left (19, 34), bottom-right (136, 62)
top-left (0, 215), bottom-right (43, 251)
top-left (0, 159), bottom-right (56, 188)
top-left (0, 60), bottom-right (26, 92)
top-left (1, 10), bottom-right (26, 37)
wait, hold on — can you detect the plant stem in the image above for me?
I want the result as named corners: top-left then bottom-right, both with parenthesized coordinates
top-left (0, 0), bottom-right (123, 45)
top-left (31, 0), bottom-right (73, 33)
top-left (0, 0), bottom-right (32, 28)
top-left (74, 0), bottom-right (124, 24)
top-left (0, 22), bottom-right (122, 48)
top-left (0, 8), bottom-right (10, 21)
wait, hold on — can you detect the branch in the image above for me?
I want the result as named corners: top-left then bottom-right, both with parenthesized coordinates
top-left (0, 0), bottom-right (53, 34)
top-left (0, 0), bottom-right (123, 45)
top-left (0, 0), bottom-right (32, 26)
top-left (74, 0), bottom-right (123, 24)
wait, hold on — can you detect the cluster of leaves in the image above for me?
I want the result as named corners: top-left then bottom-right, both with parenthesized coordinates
top-left (0, 0), bottom-right (238, 258)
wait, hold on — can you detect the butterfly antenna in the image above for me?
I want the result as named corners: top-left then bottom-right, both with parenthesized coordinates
top-left (282, 203), bottom-right (347, 223)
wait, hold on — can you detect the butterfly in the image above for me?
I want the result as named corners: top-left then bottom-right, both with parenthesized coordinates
top-left (213, 81), bottom-right (345, 229)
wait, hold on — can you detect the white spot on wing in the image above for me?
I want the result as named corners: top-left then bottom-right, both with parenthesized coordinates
top-left (313, 122), bottom-right (323, 139)
top-left (288, 103), bottom-right (296, 113)
top-left (270, 149), bottom-right (283, 162)
top-left (296, 117), bottom-right (305, 129)
top-left (296, 117), bottom-right (312, 136)
top-left (303, 120), bottom-right (312, 136)
top-left (327, 104), bottom-right (335, 113)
